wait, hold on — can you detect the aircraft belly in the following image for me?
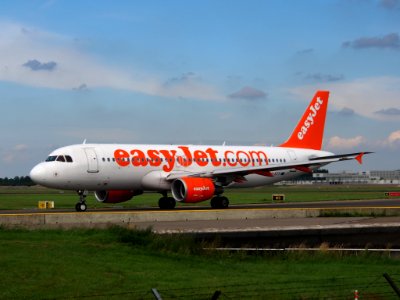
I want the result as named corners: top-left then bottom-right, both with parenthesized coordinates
top-left (229, 171), bottom-right (300, 188)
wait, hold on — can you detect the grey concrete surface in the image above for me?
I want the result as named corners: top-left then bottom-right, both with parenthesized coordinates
top-left (0, 204), bottom-right (399, 230)
top-left (1, 202), bottom-right (399, 247)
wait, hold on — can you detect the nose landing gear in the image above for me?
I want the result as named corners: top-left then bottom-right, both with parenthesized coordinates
top-left (75, 190), bottom-right (88, 212)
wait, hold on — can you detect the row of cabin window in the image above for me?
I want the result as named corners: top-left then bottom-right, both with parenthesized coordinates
top-left (46, 155), bottom-right (73, 163)
top-left (102, 157), bottom-right (287, 164)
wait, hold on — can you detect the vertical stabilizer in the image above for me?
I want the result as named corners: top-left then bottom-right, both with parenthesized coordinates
top-left (280, 91), bottom-right (330, 150)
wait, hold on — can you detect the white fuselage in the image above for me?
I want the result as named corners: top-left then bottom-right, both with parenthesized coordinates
top-left (30, 143), bottom-right (332, 191)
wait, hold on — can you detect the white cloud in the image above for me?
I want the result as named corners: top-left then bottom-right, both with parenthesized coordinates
top-left (0, 21), bottom-right (223, 101)
top-left (327, 131), bottom-right (400, 152)
top-left (14, 144), bottom-right (28, 151)
top-left (160, 73), bottom-right (222, 100)
top-left (1, 144), bottom-right (29, 163)
top-left (342, 33), bottom-right (400, 50)
top-left (327, 136), bottom-right (366, 150)
top-left (228, 86), bottom-right (267, 101)
top-left (380, 0), bottom-right (400, 10)
top-left (384, 130), bottom-right (400, 147)
top-left (289, 77), bottom-right (400, 120)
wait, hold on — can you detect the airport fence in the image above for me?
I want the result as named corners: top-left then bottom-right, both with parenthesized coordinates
top-left (40, 273), bottom-right (400, 299)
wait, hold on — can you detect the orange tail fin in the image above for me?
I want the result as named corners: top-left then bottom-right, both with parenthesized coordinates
top-left (280, 91), bottom-right (330, 150)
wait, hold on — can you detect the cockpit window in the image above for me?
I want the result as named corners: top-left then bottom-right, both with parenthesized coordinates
top-left (46, 155), bottom-right (73, 162)
top-left (56, 155), bottom-right (66, 162)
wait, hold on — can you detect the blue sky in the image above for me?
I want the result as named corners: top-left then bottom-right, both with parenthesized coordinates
top-left (1, 0), bottom-right (400, 176)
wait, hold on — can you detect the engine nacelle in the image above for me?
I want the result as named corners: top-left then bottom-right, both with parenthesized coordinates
top-left (171, 177), bottom-right (215, 203)
top-left (94, 190), bottom-right (142, 203)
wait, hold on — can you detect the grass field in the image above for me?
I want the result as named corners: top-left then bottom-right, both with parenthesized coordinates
top-left (1, 186), bottom-right (400, 299)
top-left (0, 227), bottom-right (399, 299)
top-left (0, 184), bottom-right (399, 210)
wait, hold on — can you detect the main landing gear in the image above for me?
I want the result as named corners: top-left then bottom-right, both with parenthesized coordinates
top-left (75, 190), bottom-right (88, 212)
top-left (157, 192), bottom-right (229, 210)
top-left (158, 194), bottom-right (176, 210)
top-left (210, 196), bottom-right (229, 209)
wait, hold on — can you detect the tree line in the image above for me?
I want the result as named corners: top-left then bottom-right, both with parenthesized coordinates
top-left (0, 176), bottom-right (34, 186)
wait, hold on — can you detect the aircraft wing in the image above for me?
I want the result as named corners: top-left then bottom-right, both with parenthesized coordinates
top-left (165, 151), bottom-right (373, 181)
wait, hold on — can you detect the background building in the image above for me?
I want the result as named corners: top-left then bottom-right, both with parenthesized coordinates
top-left (280, 170), bottom-right (400, 185)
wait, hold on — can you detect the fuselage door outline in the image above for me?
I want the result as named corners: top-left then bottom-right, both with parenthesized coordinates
top-left (84, 148), bottom-right (99, 173)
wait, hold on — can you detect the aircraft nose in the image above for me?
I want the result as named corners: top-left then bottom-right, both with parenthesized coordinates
top-left (30, 164), bottom-right (47, 185)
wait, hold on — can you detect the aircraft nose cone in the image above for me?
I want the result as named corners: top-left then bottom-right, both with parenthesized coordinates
top-left (30, 164), bottom-right (47, 185)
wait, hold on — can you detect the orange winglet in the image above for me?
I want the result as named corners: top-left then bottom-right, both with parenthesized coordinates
top-left (355, 152), bottom-right (364, 164)
top-left (294, 166), bottom-right (312, 173)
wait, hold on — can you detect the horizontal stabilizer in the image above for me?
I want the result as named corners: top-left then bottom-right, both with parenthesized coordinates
top-left (309, 152), bottom-right (373, 164)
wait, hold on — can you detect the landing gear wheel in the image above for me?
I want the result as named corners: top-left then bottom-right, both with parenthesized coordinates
top-left (75, 190), bottom-right (88, 212)
top-left (220, 196), bottom-right (229, 208)
top-left (158, 197), bottom-right (176, 209)
top-left (211, 197), bottom-right (219, 209)
top-left (75, 202), bottom-right (87, 212)
top-left (211, 196), bottom-right (229, 209)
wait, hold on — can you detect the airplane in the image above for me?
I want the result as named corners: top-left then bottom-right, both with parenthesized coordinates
top-left (30, 91), bottom-right (371, 212)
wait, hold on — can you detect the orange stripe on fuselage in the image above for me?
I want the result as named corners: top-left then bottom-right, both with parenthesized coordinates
top-left (113, 147), bottom-right (269, 172)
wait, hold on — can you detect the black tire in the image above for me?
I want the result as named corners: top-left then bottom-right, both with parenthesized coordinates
top-left (167, 197), bottom-right (176, 209)
top-left (159, 197), bottom-right (176, 209)
top-left (220, 196), bottom-right (229, 208)
top-left (158, 197), bottom-right (166, 209)
top-left (210, 197), bottom-right (219, 209)
top-left (210, 196), bottom-right (229, 209)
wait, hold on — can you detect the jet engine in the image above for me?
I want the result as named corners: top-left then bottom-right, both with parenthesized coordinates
top-left (171, 177), bottom-right (215, 203)
top-left (94, 190), bottom-right (143, 203)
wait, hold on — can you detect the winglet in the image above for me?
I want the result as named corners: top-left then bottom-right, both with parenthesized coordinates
top-left (280, 91), bottom-right (330, 150)
top-left (355, 152), bottom-right (365, 164)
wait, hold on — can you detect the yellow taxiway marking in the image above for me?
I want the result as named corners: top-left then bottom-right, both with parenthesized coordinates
top-left (0, 206), bottom-right (399, 217)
